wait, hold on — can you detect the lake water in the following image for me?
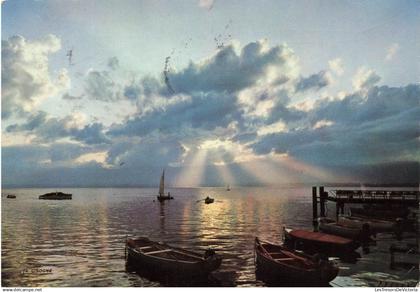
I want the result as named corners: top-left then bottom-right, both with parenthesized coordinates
top-left (1, 187), bottom-right (418, 287)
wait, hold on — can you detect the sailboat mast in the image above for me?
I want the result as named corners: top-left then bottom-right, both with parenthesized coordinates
top-left (159, 170), bottom-right (165, 197)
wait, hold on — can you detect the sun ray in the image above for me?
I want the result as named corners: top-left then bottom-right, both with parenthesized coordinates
top-left (215, 164), bottom-right (236, 187)
top-left (174, 147), bottom-right (208, 187)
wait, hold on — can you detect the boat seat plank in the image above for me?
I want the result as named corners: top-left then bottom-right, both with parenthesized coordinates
top-left (275, 258), bottom-right (294, 261)
top-left (172, 250), bottom-right (203, 260)
top-left (144, 249), bottom-right (172, 255)
top-left (139, 246), bottom-right (155, 250)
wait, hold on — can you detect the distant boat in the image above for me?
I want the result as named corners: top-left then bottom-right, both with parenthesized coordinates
top-left (254, 237), bottom-right (339, 284)
top-left (283, 227), bottom-right (360, 254)
top-left (125, 237), bottom-right (222, 277)
top-left (226, 184), bottom-right (230, 191)
top-left (157, 170), bottom-right (173, 202)
top-left (204, 196), bottom-right (214, 204)
top-left (6, 194), bottom-right (16, 199)
top-left (39, 191), bottom-right (72, 200)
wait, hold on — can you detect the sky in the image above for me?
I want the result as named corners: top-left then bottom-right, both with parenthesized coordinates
top-left (1, 0), bottom-right (419, 187)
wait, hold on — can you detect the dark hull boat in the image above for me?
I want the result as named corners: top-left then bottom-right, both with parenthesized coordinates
top-left (157, 170), bottom-right (174, 202)
top-left (284, 228), bottom-right (360, 255)
top-left (254, 237), bottom-right (339, 285)
top-left (39, 192), bottom-right (72, 200)
top-left (157, 195), bottom-right (174, 202)
top-left (125, 237), bottom-right (222, 278)
top-left (6, 194), bottom-right (16, 199)
top-left (204, 197), bottom-right (214, 204)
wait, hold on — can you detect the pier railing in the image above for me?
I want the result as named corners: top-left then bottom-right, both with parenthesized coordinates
top-left (312, 186), bottom-right (419, 221)
top-left (328, 190), bottom-right (419, 204)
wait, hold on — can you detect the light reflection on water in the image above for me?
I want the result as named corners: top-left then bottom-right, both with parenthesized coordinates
top-left (1, 187), bottom-right (418, 287)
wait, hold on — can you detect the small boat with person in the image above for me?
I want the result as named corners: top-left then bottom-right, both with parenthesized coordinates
top-left (254, 237), bottom-right (339, 284)
top-left (283, 227), bottom-right (360, 255)
top-left (204, 196), bottom-right (214, 204)
top-left (125, 237), bottom-right (222, 278)
top-left (157, 170), bottom-right (174, 202)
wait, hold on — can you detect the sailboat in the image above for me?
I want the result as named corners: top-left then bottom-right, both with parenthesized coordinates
top-left (157, 169), bottom-right (174, 202)
top-left (226, 184), bottom-right (231, 191)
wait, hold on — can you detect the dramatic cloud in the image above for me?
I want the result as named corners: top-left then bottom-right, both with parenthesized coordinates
top-left (328, 58), bottom-right (344, 76)
top-left (84, 70), bottom-right (121, 101)
top-left (352, 67), bottom-right (381, 91)
top-left (6, 111), bottom-right (110, 145)
top-left (251, 84), bottom-right (420, 168)
top-left (2, 34), bottom-right (69, 119)
top-left (295, 70), bottom-right (330, 92)
top-left (168, 41), bottom-right (299, 94)
top-left (109, 91), bottom-right (243, 138)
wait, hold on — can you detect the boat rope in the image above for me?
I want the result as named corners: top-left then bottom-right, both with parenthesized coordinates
top-left (403, 266), bottom-right (416, 277)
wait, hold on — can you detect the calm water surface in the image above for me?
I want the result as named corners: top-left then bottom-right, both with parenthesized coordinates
top-left (2, 187), bottom-right (418, 287)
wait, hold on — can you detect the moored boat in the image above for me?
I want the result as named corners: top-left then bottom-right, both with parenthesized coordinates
top-left (254, 237), bottom-right (339, 284)
top-left (318, 217), bottom-right (367, 239)
top-left (283, 227), bottom-right (360, 255)
top-left (338, 216), bottom-right (396, 233)
top-left (39, 191), bottom-right (72, 200)
top-left (125, 237), bottom-right (222, 277)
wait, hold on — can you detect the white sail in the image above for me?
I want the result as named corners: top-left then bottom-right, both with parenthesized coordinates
top-left (159, 170), bottom-right (165, 196)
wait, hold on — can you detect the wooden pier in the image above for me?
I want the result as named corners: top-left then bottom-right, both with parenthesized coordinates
top-left (312, 186), bottom-right (420, 220)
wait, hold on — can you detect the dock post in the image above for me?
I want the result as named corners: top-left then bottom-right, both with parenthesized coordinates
top-left (336, 203), bottom-right (344, 220)
top-left (312, 186), bottom-right (318, 226)
top-left (319, 186), bottom-right (326, 217)
top-left (336, 202), bottom-right (339, 220)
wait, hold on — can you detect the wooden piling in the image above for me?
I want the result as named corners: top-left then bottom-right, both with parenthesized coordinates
top-left (319, 186), bottom-right (326, 217)
top-left (312, 186), bottom-right (318, 223)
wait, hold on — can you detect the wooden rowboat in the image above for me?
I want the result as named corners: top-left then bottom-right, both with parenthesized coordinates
top-left (318, 217), bottom-right (365, 239)
top-left (125, 237), bottom-right (222, 278)
top-left (338, 216), bottom-right (396, 233)
top-left (283, 227), bottom-right (360, 255)
top-left (254, 237), bottom-right (339, 284)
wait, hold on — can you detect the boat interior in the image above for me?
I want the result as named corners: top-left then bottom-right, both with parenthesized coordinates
top-left (260, 242), bottom-right (314, 269)
top-left (128, 238), bottom-right (204, 262)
